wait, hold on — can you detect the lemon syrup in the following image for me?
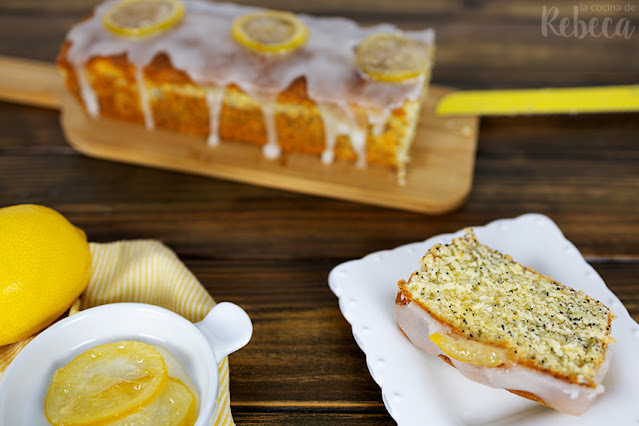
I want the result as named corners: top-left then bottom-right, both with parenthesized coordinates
top-left (151, 344), bottom-right (200, 408)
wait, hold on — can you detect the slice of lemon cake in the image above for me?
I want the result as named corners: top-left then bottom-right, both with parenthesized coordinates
top-left (395, 229), bottom-right (615, 415)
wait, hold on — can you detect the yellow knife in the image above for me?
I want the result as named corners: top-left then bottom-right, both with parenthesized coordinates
top-left (436, 85), bottom-right (639, 116)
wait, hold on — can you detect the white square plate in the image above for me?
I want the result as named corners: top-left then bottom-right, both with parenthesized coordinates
top-left (328, 214), bottom-right (639, 425)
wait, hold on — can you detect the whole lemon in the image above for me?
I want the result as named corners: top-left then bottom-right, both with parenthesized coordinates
top-left (0, 204), bottom-right (91, 346)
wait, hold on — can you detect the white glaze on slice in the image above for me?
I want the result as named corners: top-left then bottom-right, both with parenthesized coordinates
top-left (65, 0), bottom-right (434, 163)
top-left (396, 297), bottom-right (610, 416)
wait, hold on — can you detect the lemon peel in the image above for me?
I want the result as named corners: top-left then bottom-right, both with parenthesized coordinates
top-left (0, 204), bottom-right (91, 346)
top-left (429, 332), bottom-right (509, 368)
top-left (232, 10), bottom-right (308, 54)
top-left (356, 33), bottom-right (431, 82)
top-left (103, 0), bottom-right (185, 38)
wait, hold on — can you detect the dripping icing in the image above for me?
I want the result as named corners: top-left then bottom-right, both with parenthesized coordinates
top-left (350, 128), bottom-right (367, 168)
top-left (75, 64), bottom-right (99, 118)
top-left (367, 109), bottom-right (391, 136)
top-left (261, 103), bottom-right (281, 159)
top-left (205, 88), bottom-right (224, 146)
top-left (65, 0), bottom-right (433, 164)
top-left (136, 67), bottom-right (154, 130)
top-left (319, 107), bottom-right (341, 165)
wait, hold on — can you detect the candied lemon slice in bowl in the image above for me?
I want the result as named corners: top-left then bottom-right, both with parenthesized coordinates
top-left (232, 10), bottom-right (308, 54)
top-left (0, 302), bottom-right (252, 426)
top-left (429, 332), bottom-right (509, 368)
top-left (44, 340), bottom-right (168, 426)
top-left (109, 377), bottom-right (197, 426)
top-left (356, 33), bottom-right (431, 82)
top-left (103, 0), bottom-right (185, 37)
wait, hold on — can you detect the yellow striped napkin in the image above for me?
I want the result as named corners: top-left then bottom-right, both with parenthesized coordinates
top-left (0, 240), bottom-right (235, 426)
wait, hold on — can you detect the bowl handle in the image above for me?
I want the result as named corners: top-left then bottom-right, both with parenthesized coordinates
top-left (195, 302), bottom-right (253, 362)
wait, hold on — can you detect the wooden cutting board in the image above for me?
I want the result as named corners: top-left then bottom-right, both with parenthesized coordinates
top-left (0, 55), bottom-right (478, 214)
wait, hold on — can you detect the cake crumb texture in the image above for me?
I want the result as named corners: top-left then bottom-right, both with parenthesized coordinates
top-left (398, 229), bottom-right (615, 387)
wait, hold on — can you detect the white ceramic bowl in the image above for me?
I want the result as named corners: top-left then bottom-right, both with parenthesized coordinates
top-left (0, 302), bottom-right (252, 426)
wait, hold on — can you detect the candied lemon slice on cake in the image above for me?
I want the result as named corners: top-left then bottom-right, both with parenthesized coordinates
top-left (232, 10), bottom-right (309, 54)
top-left (103, 0), bottom-right (185, 37)
top-left (109, 377), bottom-right (198, 426)
top-left (356, 33), bottom-right (430, 82)
top-left (45, 341), bottom-right (169, 426)
top-left (429, 332), bottom-right (509, 368)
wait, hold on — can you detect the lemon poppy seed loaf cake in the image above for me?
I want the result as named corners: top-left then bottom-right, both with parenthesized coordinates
top-left (57, 0), bottom-right (435, 183)
top-left (395, 229), bottom-right (615, 415)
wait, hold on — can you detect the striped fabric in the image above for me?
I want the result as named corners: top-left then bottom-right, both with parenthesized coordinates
top-left (0, 240), bottom-right (235, 426)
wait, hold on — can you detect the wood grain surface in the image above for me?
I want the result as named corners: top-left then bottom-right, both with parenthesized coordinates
top-left (1, 0), bottom-right (638, 424)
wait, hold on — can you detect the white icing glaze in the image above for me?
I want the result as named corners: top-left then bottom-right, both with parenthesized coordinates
top-left (261, 103), bottom-right (281, 159)
top-left (136, 67), bottom-right (154, 129)
top-left (318, 103), bottom-right (368, 166)
top-left (368, 108), bottom-right (391, 136)
top-left (349, 127), bottom-right (367, 168)
top-left (65, 0), bottom-right (433, 163)
top-left (205, 88), bottom-right (224, 146)
top-left (319, 107), bottom-right (343, 165)
top-left (395, 298), bottom-right (610, 416)
top-left (75, 64), bottom-right (100, 118)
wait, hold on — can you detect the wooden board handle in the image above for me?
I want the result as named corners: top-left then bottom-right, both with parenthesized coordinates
top-left (0, 55), bottom-right (63, 109)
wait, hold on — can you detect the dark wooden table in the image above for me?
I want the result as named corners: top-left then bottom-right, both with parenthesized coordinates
top-left (1, 0), bottom-right (637, 424)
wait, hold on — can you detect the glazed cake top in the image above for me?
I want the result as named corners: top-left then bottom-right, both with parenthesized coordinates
top-left (64, 0), bottom-right (435, 111)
